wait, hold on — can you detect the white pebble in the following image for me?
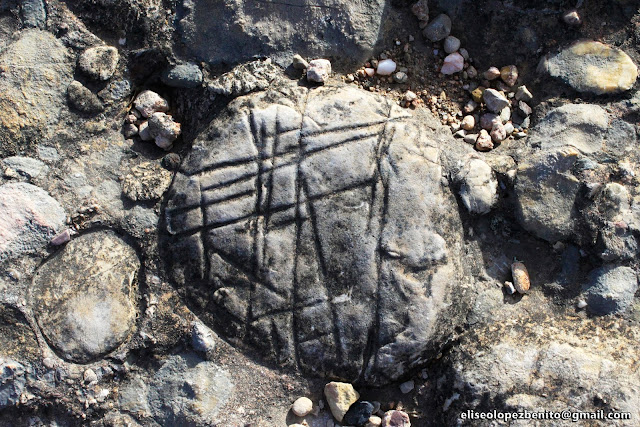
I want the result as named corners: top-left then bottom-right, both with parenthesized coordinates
top-left (306, 59), bottom-right (332, 83)
top-left (292, 397), bottom-right (313, 417)
top-left (376, 59), bottom-right (397, 76)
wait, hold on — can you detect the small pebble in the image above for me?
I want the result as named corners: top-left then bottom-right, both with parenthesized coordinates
top-left (292, 397), bottom-right (313, 417)
top-left (399, 380), bottom-right (414, 394)
top-left (512, 261), bottom-right (530, 294)
top-left (514, 131), bottom-right (527, 139)
top-left (138, 121), bottom-right (152, 141)
top-left (466, 65), bottom-right (477, 79)
top-left (307, 59), bottom-right (332, 83)
top-left (51, 229), bottom-right (71, 246)
top-left (518, 101), bottom-right (532, 117)
top-left (577, 299), bottom-right (588, 309)
top-left (134, 90), bottom-right (169, 118)
top-left (365, 67), bottom-right (375, 77)
top-left (471, 86), bottom-right (485, 103)
top-left (515, 85), bottom-right (533, 102)
top-left (480, 113), bottom-right (500, 130)
top-left (123, 123), bottom-right (138, 138)
top-left (499, 106), bottom-right (511, 123)
top-left (78, 46), bottom-right (119, 81)
top-left (83, 368), bottom-right (98, 384)
top-left (292, 54), bottom-right (309, 70)
top-left (377, 59), bottom-right (397, 76)
top-left (404, 91), bottom-right (417, 102)
top-left (463, 99), bottom-right (477, 113)
top-left (500, 65), bottom-right (518, 86)
top-left (393, 71), bottom-right (408, 83)
top-left (441, 52), bottom-right (464, 75)
top-left (148, 112), bottom-right (181, 150)
top-left (411, 0), bottom-right (429, 21)
top-left (423, 13), bottom-right (452, 42)
top-left (504, 281), bottom-right (516, 295)
top-left (491, 123), bottom-right (507, 142)
top-left (454, 129), bottom-right (466, 138)
top-left (367, 416), bottom-right (383, 427)
top-left (475, 130), bottom-right (493, 151)
top-left (563, 9), bottom-right (581, 26)
top-left (483, 66), bottom-right (500, 80)
top-left (443, 35), bottom-right (460, 54)
top-left (343, 401), bottom-right (375, 426)
top-left (504, 122), bottom-right (514, 135)
top-left (381, 410), bottom-right (411, 427)
top-left (459, 48), bottom-right (469, 60)
top-left (461, 115), bottom-right (475, 131)
top-left (483, 88), bottom-right (509, 113)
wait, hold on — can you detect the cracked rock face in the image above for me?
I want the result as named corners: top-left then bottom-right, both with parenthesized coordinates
top-left (163, 85), bottom-right (470, 385)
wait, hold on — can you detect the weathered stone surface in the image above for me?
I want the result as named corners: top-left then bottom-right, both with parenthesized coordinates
top-left (163, 84), bottom-right (469, 384)
top-left (78, 45), bottom-right (119, 81)
top-left (147, 353), bottom-right (233, 425)
top-left (208, 59), bottom-right (282, 97)
top-left (515, 147), bottom-right (581, 243)
top-left (1, 156), bottom-right (47, 180)
top-left (32, 231), bottom-right (139, 363)
top-left (542, 40), bottom-right (638, 95)
top-left (67, 80), bottom-right (104, 114)
top-left (0, 304), bottom-right (39, 362)
top-left (122, 162), bottom-right (173, 201)
top-left (161, 62), bottom-right (203, 88)
top-left (0, 359), bottom-right (26, 409)
top-left (0, 30), bottom-right (74, 154)
top-left (582, 265), bottom-right (638, 315)
top-left (20, 0), bottom-right (46, 29)
top-left (177, 0), bottom-right (388, 67)
top-left (0, 183), bottom-right (66, 262)
top-left (456, 156), bottom-right (498, 215)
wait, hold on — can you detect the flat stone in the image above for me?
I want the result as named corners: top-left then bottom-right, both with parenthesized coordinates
top-left (325, 382), bottom-right (359, 422)
top-left (0, 30), bottom-right (74, 155)
top-left (78, 46), bottom-right (119, 81)
top-left (542, 40), bottom-right (637, 95)
top-left (292, 54), bottom-right (309, 70)
top-left (456, 157), bottom-right (498, 214)
top-left (0, 183), bottom-right (65, 262)
top-left (122, 162), bottom-right (173, 201)
top-left (582, 265), bottom-right (638, 315)
top-left (162, 84), bottom-right (469, 385)
top-left (32, 231), bottom-right (140, 363)
top-left (161, 62), bottom-right (203, 88)
top-left (483, 89), bottom-right (509, 113)
top-left (148, 353), bottom-right (233, 425)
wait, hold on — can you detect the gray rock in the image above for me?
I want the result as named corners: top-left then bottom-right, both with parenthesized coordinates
top-left (292, 54), bottom-right (309, 70)
top-left (583, 265), bottom-right (638, 315)
top-left (67, 80), bottom-right (104, 114)
top-left (595, 227), bottom-right (639, 261)
top-left (161, 62), bottom-right (203, 88)
top-left (515, 148), bottom-right (581, 242)
top-left (208, 59), bottom-right (281, 97)
top-left (2, 156), bottom-right (47, 179)
top-left (527, 104), bottom-right (609, 156)
top-left (148, 353), bottom-right (233, 425)
top-left (443, 35), bottom-right (460, 54)
top-left (0, 182), bottom-right (66, 262)
top-left (78, 46), bottom-right (119, 81)
top-left (32, 231), bottom-right (140, 363)
top-left (148, 112), bottom-right (181, 149)
top-left (541, 40), bottom-right (637, 95)
top-left (0, 304), bottom-right (40, 362)
top-left (98, 79), bottom-right (132, 102)
top-left (20, 0), bottom-right (46, 29)
top-left (306, 58), bottom-right (332, 83)
top-left (118, 376), bottom-right (152, 417)
top-left (163, 84), bottom-right (470, 385)
top-left (191, 321), bottom-right (216, 355)
top-left (423, 14), bottom-right (452, 42)
top-left (456, 156), bottom-right (498, 214)
top-left (515, 85), bottom-right (533, 102)
top-left (482, 89), bottom-right (509, 113)
top-left (122, 162), bottom-right (173, 201)
top-left (0, 30), bottom-right (74, 154)
top-left (177, 0), bottom-right (388, 67)
top-left (134, 90), bottom-right (169, 118)
top-left (0, 359), bottom-right (26, 409)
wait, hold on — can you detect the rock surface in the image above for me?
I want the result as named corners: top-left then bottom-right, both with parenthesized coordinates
top-left (31, 231), bottom-right (139, 363)
top-left (67, 80), bottom-right (104, 114)
top-left (177, 0), bottom-right (388, 67)
top-left (161, 62), bottom-right (203, 88)
top-left (122, 161), bottom-right (172, 201)
top-left (582, 265), bottom-right (638, 315)
top-left (78, 46), bottom-right (119, 81)
top-left (0, 30), bottom-right (73, 155)
top-left (542, 40), bottom-right (638, 95)
top-left (147, 353), bottom-right (233, 425)
top-left (456, 157), bottom-right (497, 214)
top-left (0, 183), bottom-right (66, 263)
top-left (163, 84), bottom-right (470, 384)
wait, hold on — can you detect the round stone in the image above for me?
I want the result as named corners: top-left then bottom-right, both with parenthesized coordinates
top-left (162, 84), bottom-right (468, 385)
top-left (291, 396), bottom-right (313, 417)
top-left (31, 231), bottom-right (140, 363)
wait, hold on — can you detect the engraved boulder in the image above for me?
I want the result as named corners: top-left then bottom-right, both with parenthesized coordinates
top-left (163, 85), bottom-right (471, 385)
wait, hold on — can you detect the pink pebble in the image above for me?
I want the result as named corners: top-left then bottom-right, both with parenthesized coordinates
top-left (440, 52), bottom-right (464, 75)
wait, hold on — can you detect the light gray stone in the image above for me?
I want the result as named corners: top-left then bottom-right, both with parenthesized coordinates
top-left (456, 157), bottom-right (498, 214)
top-left (32, 231), bottom-right (140, 363)
top-left (148, 353), bottom-right (233, 425)
top-left (582, 265), bottom-right (638, 315)
top-left (177, 0), bottom-right (388, 67)
top-left (163, 84), bottom-right (470, 385)
top-left (0, 183), bottom-right (66, 262)
top-left (482, 89), bottom-right (509, 113)
top-left (2, 156), bottom-right (46, 179)
top-left (443, 36), bottom-right (460, 54)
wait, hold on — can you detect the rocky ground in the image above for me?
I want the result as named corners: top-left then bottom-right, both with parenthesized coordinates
top-left (1, 0), bottom-right (640, 426)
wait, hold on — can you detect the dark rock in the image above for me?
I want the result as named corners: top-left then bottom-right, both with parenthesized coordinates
top-left (67, 81), bottom-right (104, 114)
top-left (162, 153), bottom-right (181, 170)
top-left (582, 265), bottom-right (638, 315)
top-left (423, 13), bottom-right (452, 42)
top-left (161, 62), bottom-right (203, 88)
top-left (162, 84), bottom-right (470, 385)
top-left (343, 401), bottom-right (375, 426)
top-left (0, 359), bottom-right (26, 409)
top-left (20, 0), bottom-right (46, 29)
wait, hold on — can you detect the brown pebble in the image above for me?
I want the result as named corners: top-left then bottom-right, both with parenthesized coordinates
top-left (511, 261), bottom-right (530, 294)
